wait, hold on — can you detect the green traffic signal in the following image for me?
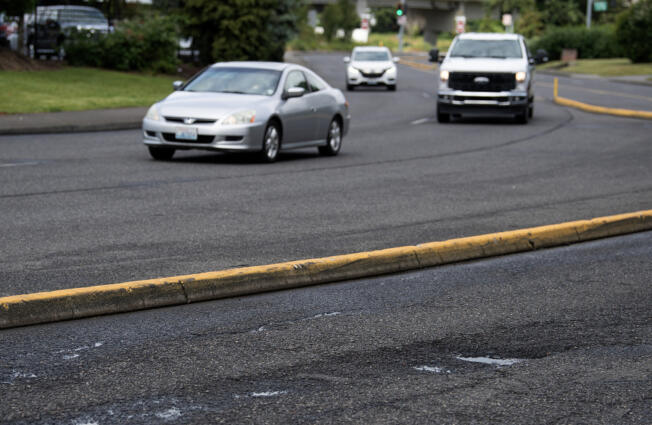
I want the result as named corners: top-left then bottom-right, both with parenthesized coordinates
top-left (396, 9), bottom-right (403, 16)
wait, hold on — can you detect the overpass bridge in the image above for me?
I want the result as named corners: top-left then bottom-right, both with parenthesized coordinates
top-left (307, 0), bottom-right (488, 43)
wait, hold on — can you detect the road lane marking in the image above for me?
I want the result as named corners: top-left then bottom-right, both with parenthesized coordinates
top-left (0, 161), bottom-right (41, 168)
top-left (537, 81), bottom-right (652, 102)
top-left (411, 118), bottom-right (430, 125)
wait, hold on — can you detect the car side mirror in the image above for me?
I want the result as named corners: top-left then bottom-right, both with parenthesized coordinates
top-left (393, 57), bottom-right (400, 63)
top-left (343, 56), bottom-right (351, 63)
top-left (172, 80), bottom-right (184, 90)
top-left (282, 87), bottom-right (305, 100)
top-left (528, 57), bottom-right (536, 65)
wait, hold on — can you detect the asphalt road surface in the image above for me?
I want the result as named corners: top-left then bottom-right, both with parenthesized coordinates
top-left (1, 53), bottom-right (651, 297)
top-left (1, 232), bottom-right (650, 424)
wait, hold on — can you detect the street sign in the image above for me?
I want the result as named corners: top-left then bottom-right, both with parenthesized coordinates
top-left (397, 15), bottom-right (407, 26)
top-left (502, 14), bottom-right (512, 26)
top-left (594, 1), bottom-right (607, 11)
top-left (455, 16), bottom-right (466, 34)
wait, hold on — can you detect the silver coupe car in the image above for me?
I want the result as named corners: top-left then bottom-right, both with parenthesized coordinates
top-left (142, 62), bottom-right (351, 162)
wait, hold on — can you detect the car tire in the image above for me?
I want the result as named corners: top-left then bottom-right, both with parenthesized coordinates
top-left (528, 103), bottom-right (534, 119)
top-left (437, 109), bottom-right (450, 123)
top-left (260, 121), bottom-right (281, 163)
top-left (388, 85), bottom-right (396, 91)
top-left (346, 84), bottom-right (354, 91)
top-left (148, 146), bottom-right (175, 160)
top-left (516, 106), bottom-right (529, 124)
top-left (319, 118), bottom-right (342, 156)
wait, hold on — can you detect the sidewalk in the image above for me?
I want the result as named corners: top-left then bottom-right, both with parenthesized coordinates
top-left (0, 107), bottom-right (147, 135)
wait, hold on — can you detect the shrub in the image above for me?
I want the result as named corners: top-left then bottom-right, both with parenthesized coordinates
top-left (529, 25), bottom-right (619, 60)
top-left (372, 7), bottom-right (399, 33)
top-left (65, 14), bottom-right (180, 73)
top-left (183, 0), bottom-right (300, 64)
top-left (616, 0), bottom-right (652, 63)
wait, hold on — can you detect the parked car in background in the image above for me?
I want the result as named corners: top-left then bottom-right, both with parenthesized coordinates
top-left (343, 46), bottom-right (399, 91)
top-left (143, 62), bottom-right (351, 163)
top-left (437, 32), bottom-right (535, 123)
top-left (24, 5), bottom-right (110, 59)
top-left (0, 14), bottom-right (18, 50)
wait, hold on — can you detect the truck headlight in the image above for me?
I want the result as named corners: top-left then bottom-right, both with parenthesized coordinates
top-left (440, 70), bottom-right (449, 82)
top-left (221, 109), bottom-right (256, 125)
top-left (145, 104), bottom-right (161, 121)
top-left (515, 72), bottom-right (527, 83)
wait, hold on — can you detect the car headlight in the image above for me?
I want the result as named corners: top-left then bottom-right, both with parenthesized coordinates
top-left (515, 71), bottom-right (527, 83)
top-left (440, 70), bottom-right (449, 82)
top-left (348, 66), bottom-right (359, 75)
top-left (145, 104), bottom-right (161, 121)
top-left (221, 109), bottom-right (256, 126)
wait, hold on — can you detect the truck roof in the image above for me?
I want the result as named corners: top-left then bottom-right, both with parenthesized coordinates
top-left (456, 32), bottom-right (521, 40)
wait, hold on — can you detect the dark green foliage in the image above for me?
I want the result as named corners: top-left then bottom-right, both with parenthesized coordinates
top-left (467, 17), bottom-right (504, 33)
top-left (530, 25), bottom-right (620, 60)
top-left (616, 0), bottom-right (652, 63)
top-left (183, 0), bottom-right (301, 64)
top-left (371, 7), bottom-right (398, 33)
top-left (0, 0), bottom-right (35, 16)
top-left (539, 0), bottom-right (584, 27)
top-left (321, 0), bottom-right (360, 41)
top-left (64, 14), bottom-right (180, 73)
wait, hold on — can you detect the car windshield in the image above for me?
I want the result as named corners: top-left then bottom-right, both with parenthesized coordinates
top-left (449, 39), bottom-right (523, 59)
top-left (183, 67), bottom-right (282, 96)
top-left (353, 51), bottom-right (390, 61)
top-left (59, 9), bottom-right (107, 24)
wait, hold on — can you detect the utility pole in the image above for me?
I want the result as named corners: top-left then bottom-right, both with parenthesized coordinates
top-left (586, 0), bottom-right (593, 28)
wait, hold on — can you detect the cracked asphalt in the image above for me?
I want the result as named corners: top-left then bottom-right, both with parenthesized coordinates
top-left (1, 232), bottom-right (650, 423)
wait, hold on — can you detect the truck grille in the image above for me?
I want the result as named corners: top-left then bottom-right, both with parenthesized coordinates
top-left (449, 72), bottom-right (516, 92)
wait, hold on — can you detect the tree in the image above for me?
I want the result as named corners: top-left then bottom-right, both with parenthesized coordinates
top-left (183, 0), bottom-right (301, 64)
top-left (0, 0), bottom-right (36, 53)
top-left (321, 0), bottom-right (359, 41)
top-left (616, 0), bottom-right (652, 63)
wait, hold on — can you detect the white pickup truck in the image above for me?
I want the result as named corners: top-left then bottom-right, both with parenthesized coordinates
top-left (436, 33), bottom-right (535, 124)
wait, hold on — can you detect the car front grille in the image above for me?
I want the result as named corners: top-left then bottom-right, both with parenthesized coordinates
top-left (359, 70), bottom-right (386, 78)
top-left (164, 117), bottom-right (217, 124)
top-left (449, 72), bottom-right (516, 92)
top-left (162, 133), bottom-right (215, 143)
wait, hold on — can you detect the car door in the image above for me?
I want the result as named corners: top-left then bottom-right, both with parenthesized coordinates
top-left (305, 71), bottom-right (333, 141)
top-left (278, 70), bottom-right (316, 146)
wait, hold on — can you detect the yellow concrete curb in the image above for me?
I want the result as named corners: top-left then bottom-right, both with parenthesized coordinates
top-left (399, 59), bottom-right (438, 72)
top-left (1, 210), bottom-right (651, 329)
top-left (553, 77), bottom-right (652, 119)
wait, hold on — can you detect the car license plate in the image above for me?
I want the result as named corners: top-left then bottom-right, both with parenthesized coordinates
top-left (175, 126), bottom-right (198, 141)
top-left (367, 79), bottom-right (378, 85)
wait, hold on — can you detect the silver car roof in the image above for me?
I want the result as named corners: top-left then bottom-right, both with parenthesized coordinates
top-left (210, 62), bottom-right (290, 72)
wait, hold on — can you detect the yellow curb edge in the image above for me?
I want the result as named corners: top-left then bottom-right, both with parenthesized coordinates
top-left (1, 210), bottom-right (651, 329)
top-left (553, 77), bottom-right (652, 119)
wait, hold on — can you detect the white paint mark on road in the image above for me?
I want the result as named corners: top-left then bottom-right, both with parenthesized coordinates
top-left (311, 312), bottom-right (341, 319)
top-left (251, 326), bottom-right (266, 333)
top-left (422, 92), bottom-right (432, 98)
top-left (73, 421), bottom-right (99, 425)
top-left (94, 342), bottom-right (104, 348)
top-left (411, 117), bottom-right (430, 125)
top-left (0, 161), bottom-right (41, 168)
top-left (251, 390), bottom-right (288, 397)
top-left (63, 354), bottom-right (80, 360)
top-left (155, 407), bottom-right (182, 420)
top-left (456, 356), bottom-right (523, 366)
top-left (2, 370), bottom-right (38, 385)
top-left (414, 366), bottom-right (451, 374)
top-left (74, 345), bottom-right (90, 351)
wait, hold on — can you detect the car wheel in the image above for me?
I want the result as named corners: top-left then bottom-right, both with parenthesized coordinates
top-left (516, 106), bottom-right (529, 124)
top-left (148, 146), bottom-right (175, 160)
top-left (319, 118), bottom-right (342, 156)
top-left (346, 84), bottom-right (354, 91)
top-left (28, 43), bottom-right (36, 59)
top-left (57, 45), bottom-right (65, 61)
top-left (388, 85), bottom-right (396, 91)
top-left (260, 121), bottom-right (281, 163)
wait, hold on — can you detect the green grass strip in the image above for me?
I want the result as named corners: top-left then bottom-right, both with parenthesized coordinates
top-left (0, 67), bottom-right (177, 114)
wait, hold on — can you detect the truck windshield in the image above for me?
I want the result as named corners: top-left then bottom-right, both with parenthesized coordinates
top-left (449, 39), bottom-right (523, 59)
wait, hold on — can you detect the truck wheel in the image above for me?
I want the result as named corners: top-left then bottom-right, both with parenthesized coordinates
top-left (516, 106), bottom-right (529, 124)
top-left (437, 110), bottom-right (450, 123)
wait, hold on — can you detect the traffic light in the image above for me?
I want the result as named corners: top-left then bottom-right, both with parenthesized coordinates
top-left (395, 2), bottom-right (404, 17)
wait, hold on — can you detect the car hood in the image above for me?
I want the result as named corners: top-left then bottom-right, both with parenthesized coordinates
top-left (350, 60), bottom-right (393, 73)
top-left (159, 91), bottom-right (272, 119)
top-left (442, 57), bottom-right (527, 73)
